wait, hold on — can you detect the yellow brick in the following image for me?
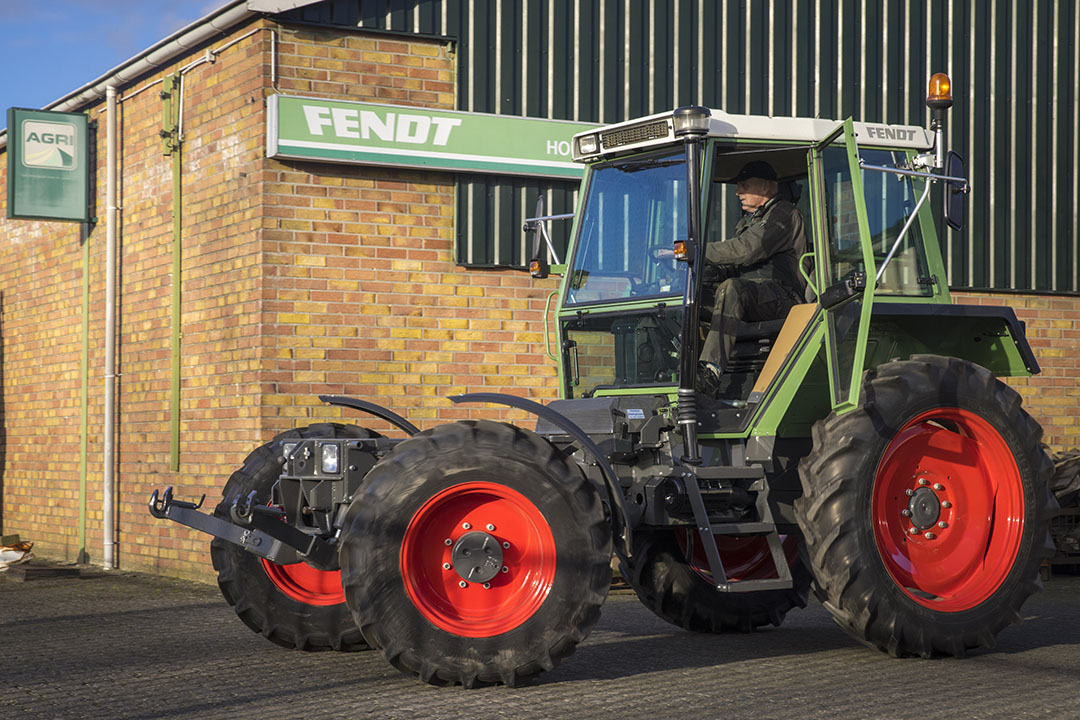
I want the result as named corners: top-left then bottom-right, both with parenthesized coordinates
top-left (455, 286), bottom-right (484, 296)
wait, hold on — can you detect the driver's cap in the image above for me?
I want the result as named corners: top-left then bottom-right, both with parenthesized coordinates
top-left (733, 160), bottom-right (778, 182)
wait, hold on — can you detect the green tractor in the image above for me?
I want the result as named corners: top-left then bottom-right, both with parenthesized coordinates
top-left (150, 74), bottom-right (1056, 686)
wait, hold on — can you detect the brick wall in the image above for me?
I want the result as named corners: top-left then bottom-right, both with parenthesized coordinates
top-left (258, 25), bottom-right (560, 442)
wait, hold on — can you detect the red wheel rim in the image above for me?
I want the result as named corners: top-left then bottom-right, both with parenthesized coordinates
top-left (873, 407), bottom-right (1025, 612)
top-left (678, 532), bottom-right (798, 581)
top-left (400, 481), bottom-right (556, 638)
top-left (261, 560), bottom-right (345, 606)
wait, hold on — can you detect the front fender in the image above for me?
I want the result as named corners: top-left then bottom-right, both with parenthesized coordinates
top-left (450, 392), bottom-right (632, 560)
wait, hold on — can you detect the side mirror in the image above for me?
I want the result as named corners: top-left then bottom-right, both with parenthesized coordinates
top-left (944, 150), bottom-right (966, 231)
top-left (526, 196), bottom-right (550, 278)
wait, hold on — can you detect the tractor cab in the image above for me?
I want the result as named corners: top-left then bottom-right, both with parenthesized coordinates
top-left (536, 101), bottom-right (962, 435)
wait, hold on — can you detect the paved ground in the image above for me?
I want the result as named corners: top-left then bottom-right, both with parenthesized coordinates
top-left (2, 565), bottom-right (1079, 720)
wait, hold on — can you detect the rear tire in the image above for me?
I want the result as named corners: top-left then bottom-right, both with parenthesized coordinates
top-left (210, 423), bottom-right (376, 651)
top-left (624, 529), bottom-right (811, 632)
top-left (340, 420), bottom-right (612, 687)
top-left (795, 355), bottom-right (1056, 657)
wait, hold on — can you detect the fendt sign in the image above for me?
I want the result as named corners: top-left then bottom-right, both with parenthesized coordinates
top-left (267, 95), bottom-right (598, 179)
top-left (6, 108), bottom-right (90, 222)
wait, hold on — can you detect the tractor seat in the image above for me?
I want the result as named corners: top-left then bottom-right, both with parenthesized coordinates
top-left (698, 305), bottom-right (787, 341)
top-left (735, 318), bottom-right (787, 341)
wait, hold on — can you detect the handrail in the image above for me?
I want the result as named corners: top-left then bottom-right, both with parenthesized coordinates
top-left (542, 290), bottom-right (559, 361)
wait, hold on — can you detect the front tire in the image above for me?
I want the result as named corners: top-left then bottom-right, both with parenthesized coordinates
top-left (795, 355), bottom-right (1056, 657)
top-left (210, 423), bottom-right (376, 651)
top-left (340, 420), bottom-right (612, 687)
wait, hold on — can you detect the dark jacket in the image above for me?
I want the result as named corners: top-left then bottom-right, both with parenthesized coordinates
top-left (704, 196), bottom-right (807, 297)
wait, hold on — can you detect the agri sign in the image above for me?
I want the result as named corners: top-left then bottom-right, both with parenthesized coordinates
top-left (302, 105), bottom-right (463, 147)
top-left (21, 120), bottom-right (78, 169)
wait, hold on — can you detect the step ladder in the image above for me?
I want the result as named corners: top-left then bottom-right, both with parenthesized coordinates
top-left (681, 464), bottom-right (793, 592)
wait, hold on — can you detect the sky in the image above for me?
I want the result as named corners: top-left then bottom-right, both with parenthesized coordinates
top-left (0, 0), bottom-right (223, 132)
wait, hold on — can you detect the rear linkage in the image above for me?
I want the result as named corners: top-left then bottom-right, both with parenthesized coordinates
top-left (149, 485), bottom-right (338, 569)
top-left (148, 395), bottom-right (418, 571)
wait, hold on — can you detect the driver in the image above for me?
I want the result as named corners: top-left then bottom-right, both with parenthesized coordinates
top-left (698, 160), bottom-right (807, 390)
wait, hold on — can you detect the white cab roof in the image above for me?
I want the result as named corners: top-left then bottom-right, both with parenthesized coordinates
top-left (574, 108), bottom-right (933, 161)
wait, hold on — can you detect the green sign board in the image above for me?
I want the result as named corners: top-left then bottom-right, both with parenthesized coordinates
top-left (267, 95), bottom-right (597, 179)
top-left (6, 108), bottom-right (91, 222)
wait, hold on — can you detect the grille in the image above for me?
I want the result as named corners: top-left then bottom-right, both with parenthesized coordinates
top-left (601, 120), bottom-right (670, 150)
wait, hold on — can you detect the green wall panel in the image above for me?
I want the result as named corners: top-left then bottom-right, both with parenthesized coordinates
top-left (281, 0), bottom-right (1080, 291)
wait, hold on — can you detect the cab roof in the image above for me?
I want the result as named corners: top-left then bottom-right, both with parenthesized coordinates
top-left (572, 108), bottom-right (933, 163)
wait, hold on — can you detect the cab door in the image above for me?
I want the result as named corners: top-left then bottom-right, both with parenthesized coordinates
top-left (809, 119), bottom-right (876, 413)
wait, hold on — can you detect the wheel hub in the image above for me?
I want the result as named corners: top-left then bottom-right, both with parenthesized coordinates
top-left (874, 407), bottom-right (1026, 612)
top-left (451, 530), bottom-right (504, 583)
top-left (907, 486), bottom-right (941, 531)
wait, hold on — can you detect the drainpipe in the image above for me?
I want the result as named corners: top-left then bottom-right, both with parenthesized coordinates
top-left (104, 85), bottom-right (118, 569)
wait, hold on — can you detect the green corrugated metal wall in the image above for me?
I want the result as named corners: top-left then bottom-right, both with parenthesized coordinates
top-left (280, 0), bottom-right (1079, 293)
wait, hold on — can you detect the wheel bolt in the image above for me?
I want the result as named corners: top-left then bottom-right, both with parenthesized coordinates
top-left (502, 541), bottom-right (510, 549)
top-left (459, 581), bottom-right (468, 588)
top-left (444, 538), bottom-right (452, 546)
top-left (901, 509), bottom-right (911, 517)
top-left (938, 521), bottom-right (948, 529)
top-left (905, 489), bottom-right (914, 496)
top-left (462, 522), bottom-right (472, 530)
top-left (486, 523), bottom-right (496, 531)
top-left (483, 582), bottom-right (491, 589)
top-left (443, 562), bottom-right (452, 570)
top-left (917, 477), bottom-right (929, 486)
top-left (925, 532), bottom-right (936, 540)
top-left (942, 501), bottom-right (952, 509)
top-left (501, 566), bottom-right (509, 573)
top-left (933, 483), bottom-right (945, 491)
top-left (908, 527), bottom-right (918, 535)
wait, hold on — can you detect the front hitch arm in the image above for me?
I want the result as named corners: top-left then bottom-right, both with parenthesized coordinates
top-left (148, 486), bottom-right (336, 569)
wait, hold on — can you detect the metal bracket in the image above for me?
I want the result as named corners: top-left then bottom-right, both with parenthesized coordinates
top-left (148, 486), bottom-right (313, 567)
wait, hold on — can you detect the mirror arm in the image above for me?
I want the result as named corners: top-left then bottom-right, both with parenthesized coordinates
top-left (858, 159), bottom-right (969, 193)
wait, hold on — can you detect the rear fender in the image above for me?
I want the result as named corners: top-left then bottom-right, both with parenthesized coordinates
top-left (867, 304), bottom-right (1039, 377)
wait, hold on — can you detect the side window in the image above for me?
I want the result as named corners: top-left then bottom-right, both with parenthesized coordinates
top-left (860, 149), bottom-right (933, 296)
top-left (706, 148), bottom-right (812, 258)
top-left (820, 145), bottom-right (864, 286)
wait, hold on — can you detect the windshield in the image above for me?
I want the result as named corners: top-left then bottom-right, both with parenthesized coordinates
top-left (565, 150), bottom-right (688, 306)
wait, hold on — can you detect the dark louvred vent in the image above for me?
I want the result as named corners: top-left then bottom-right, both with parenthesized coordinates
top-left (601, 120), bottom-right (670, 150)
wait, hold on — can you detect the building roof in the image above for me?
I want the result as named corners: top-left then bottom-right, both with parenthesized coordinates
top-left (0, 1), bottom-right (326, 148)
